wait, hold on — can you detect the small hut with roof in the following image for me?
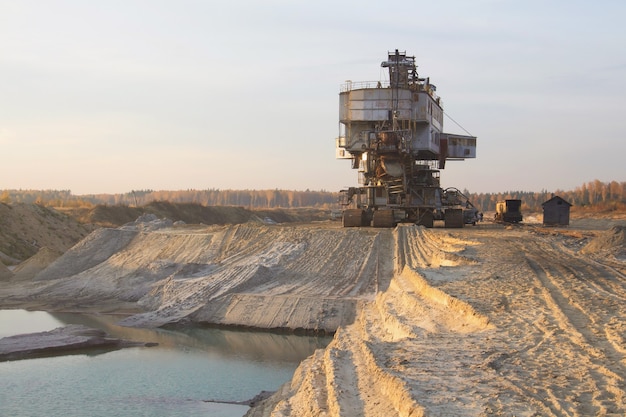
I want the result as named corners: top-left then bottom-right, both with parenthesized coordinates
top-left (542, 195), bottom-right (572, 226)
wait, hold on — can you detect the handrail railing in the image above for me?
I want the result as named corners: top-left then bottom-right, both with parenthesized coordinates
top-left (340, 80), bottom-right (439, 102)
top-left (340, 81), bottom-right (389, 92)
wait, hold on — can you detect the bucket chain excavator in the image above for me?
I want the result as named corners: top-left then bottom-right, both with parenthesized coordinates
top-left (336, 50), bottom-right (477, 228)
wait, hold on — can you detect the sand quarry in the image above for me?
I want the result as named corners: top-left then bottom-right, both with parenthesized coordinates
top-left (1, 212), bottom-right (625, 416)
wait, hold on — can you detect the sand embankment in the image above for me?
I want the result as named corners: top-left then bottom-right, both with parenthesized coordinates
top-left (247, 222), bottom-right (626, 416)
top-left (1, 217), bottom-right (392, 332)
top-left (0, 324), bottom-right (154, 361)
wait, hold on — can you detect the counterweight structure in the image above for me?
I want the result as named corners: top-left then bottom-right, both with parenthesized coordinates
top-left (336, 50), bottom-right (477, 228)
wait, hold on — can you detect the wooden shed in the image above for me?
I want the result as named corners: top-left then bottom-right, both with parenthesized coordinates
top-left (542, 195), bottom-right (572, 226)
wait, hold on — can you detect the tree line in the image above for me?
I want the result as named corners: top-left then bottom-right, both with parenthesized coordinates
top-left (0, 188), bottom-right (341, 209)
top-left (1, 180), bottom-right (624, 212)
top-left (464, 180), bottom-right (626, 212)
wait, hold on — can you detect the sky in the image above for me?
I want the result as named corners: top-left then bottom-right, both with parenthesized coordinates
top-left (1, 0), bottom-right (625, 195)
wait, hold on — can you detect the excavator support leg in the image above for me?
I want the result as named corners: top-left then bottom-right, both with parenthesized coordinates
top-left (444, 208), bottom-right (464, 228)
top-left (342, 209), bottom-right (366, 227)
top-left (372, 210), bottom-right (395, 228)
top-left (417, 209), bottom-right (434, 228)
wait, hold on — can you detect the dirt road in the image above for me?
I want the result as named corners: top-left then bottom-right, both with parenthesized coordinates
top-left (1, 216), bottom-right (624, 415)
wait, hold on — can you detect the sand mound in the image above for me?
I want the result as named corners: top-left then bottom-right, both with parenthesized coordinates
top-left (34, 228), bottom-right (138, 282)
top-left (118, 223), bottom-right (393, 329)
top-left (4, 221), bottom-right (392, 330)
top-left (581, 225), bottom-right (626, 258)
top-left (120, 213), bottom-right (174, 231)
top-left (0, 203), bottom-right (91, 262)
top-left (65, 202), bottom-right (332, 228)
top-left (11, 247), bottom-right (63, 281)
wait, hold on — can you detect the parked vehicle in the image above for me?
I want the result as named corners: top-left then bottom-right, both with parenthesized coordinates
top-left (495, 199), bottom-right (523, 223)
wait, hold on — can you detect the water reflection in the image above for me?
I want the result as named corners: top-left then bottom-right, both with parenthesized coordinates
top-left (0, 309), bottom-right (65, 338)
top-left (1, 310), bottom-right (331, 364)
top-left (47, 311), bottom-right (331, 363)
top-left (0, 309), bottom-right (332, 417)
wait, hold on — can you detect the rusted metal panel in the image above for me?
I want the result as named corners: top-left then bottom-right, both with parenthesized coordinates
top-left (439, 133), bottom-right (476, 159)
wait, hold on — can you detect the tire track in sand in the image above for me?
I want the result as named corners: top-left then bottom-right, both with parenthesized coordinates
top-left (518, 236), bottom-right (626, 415)
top-left (427, 227), bottom-right (626, 416)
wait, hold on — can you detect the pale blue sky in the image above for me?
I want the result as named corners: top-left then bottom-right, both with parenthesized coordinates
top-left (1, 0), bottom-right (624, 195)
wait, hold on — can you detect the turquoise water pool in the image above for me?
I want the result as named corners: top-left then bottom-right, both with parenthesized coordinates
top-left (0, 310), bottom-right (329, 417)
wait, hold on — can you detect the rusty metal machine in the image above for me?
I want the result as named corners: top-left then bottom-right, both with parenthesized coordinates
top-left (495, 199), bottom-right (523, 223)
top-left (336, 50), bottom-right (477, 228)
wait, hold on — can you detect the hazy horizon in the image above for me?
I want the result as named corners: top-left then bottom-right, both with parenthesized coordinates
top-left (2, 1), bottom-right (625, 195)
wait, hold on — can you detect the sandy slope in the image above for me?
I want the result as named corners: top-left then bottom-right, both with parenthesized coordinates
top-left (0, 218), bottom-right (392, 332)
top-left (0, 217), bottom-right (624, 415)
top-left (0, 202), bottom-right (91, 264)
top-left (247, 223), bottom-right (626, 417)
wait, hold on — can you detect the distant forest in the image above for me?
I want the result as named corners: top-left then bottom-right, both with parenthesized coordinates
top-left (466, 179), bottom-right (626, 212)
top-left (1, 180), bottom-right (625, 212)
top-left (0, 188), bottom-right (340, 209)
